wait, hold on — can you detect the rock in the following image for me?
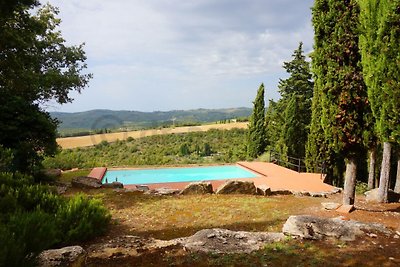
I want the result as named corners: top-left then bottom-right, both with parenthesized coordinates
top-left (180, 182), bottom-right (213, 195)
top-left (113, 188), bottom-right (140, 193)
top-left (365, 188), bottom-right (400, 203)
top-left (182, 228), bottom-right (285, 254)
top-left (331, 187), bottom-right (342, 194)
top-left (321, 202), bottom-right (342, 210)
top-left (282, 215), bottom-right (391, 241)
top-left (216, 181), bottom-right (257, 195)
top-left (55, 185), bottom-right (68, 195)
top-left (37, 246), bottom-right (87, 267)
top-left (270, 189), bottom-right (292, 196)
top-left (292, 191), bottom-right (311, 197)
top-left (309, 192), bottom-right (328, 198)
top-left (135, 185), bottom-right (150, 191)
top-left (336, 204), bottom-right (355, 214)
top-left (87, 235), bottom-right (180, 263)
top-left (101, 182), bottom-right (124, 189)
top-left (71, 176), bottom-right (102, 189)
top-left (256, 185), bottom-right (272, 196)
top-left (145, 187), bottom-right (180, 195)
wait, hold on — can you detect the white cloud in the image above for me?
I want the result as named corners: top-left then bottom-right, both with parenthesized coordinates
top-left (41, 0), bottom-right (314, 112)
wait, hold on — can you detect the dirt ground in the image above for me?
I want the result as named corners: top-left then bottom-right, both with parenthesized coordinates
top-left (77, 189), bottom-right (400, 266)
top-left (57, 122), bottom-right (248, 149)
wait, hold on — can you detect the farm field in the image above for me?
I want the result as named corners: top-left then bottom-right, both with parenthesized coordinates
top-left (57, 122), bottom-right (248, 149)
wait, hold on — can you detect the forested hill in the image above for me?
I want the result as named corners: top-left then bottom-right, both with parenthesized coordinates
top-left (51, 107), bottom-right (251, 130)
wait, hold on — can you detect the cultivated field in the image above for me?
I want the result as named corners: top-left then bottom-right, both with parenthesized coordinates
top-left (57, 122), bottom-right (248, 149)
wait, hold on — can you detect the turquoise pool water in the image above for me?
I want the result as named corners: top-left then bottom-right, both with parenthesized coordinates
top-left (102, 166), bottom-right (257, 185)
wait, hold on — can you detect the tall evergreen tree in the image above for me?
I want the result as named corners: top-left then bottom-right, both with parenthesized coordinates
top-left (305, 83), bottom-right (325, 173)
top-left (311, 0), bottom-right (367, 205)
top-left (359, 0), bottom-right (400, 201)
top-left (278, 42), bottom-right (314, 105)
top-left (277, 42), bottom-right (314, 160)
top-left (281, 94), bottom-right (308, 160)
top-left (247, 83), bottom-right (267, 158)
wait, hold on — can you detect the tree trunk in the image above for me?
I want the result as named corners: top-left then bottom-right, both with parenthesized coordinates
top-left (368, 149), bottom-right (376, 190)
top-left (377, 142), bottom-right (391, 203)
top-left (394, 156), bottom-right (400, 193)
top-left (343, 157), bottom-right (357, 205)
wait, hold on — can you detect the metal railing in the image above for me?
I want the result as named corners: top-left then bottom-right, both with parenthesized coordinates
top-left (268, 150), bottom-right (325, 174)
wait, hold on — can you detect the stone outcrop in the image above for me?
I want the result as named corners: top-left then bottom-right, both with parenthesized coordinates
top-left (270, 189), bottom-right (292, 195)
top-left (87, 235), bottom-right (180, 263)
top-left (291, 191), bottom-right (311, 197)
top-left (182, 228), bottom-right (285, 254)
top-left (101, 182), bottom-right (124, 189)
top-left (282, 215), bottom-right (390, 241)
top-left (71, 176), bottom-right (102, 189)
top-left (365, 188), bottom-right (400, 203)
top-left (256, 185), bottom-right (272, 196)
top-left (37, 246), bottom-right (87, 267)
top-left (216, 181), bottom-right (257, 195)
top-left (180, 182), bottom-right (213, 195)
top-left (145, 187), bottom-right (180, 196)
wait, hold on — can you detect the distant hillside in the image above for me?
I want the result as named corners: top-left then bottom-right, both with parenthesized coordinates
top-left (51, 108), bottom-right (252, 131)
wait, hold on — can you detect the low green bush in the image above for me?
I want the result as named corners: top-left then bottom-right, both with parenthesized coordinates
top-left (0, 172), bottom-right (111, 265)
top-left (57, 194), bottom-right (111, 243)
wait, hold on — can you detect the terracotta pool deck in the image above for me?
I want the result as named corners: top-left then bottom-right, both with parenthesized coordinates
top-left (89, 162), bottom-right (337, 193)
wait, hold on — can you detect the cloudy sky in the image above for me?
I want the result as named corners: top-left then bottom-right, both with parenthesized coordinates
top-left (44, 0), bottom-right (314, 113)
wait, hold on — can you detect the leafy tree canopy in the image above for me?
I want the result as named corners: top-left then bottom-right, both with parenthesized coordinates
top-left (0, 0), bottom-right (91, 173)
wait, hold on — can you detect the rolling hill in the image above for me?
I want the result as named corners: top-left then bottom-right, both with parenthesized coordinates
top-left (51, 107), bottom-right (252, 132)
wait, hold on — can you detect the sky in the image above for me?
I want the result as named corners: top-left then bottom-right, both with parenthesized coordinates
top-left (43, 0), bottom-right (314, 113)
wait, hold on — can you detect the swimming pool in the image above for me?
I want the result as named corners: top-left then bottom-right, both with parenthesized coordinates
top-left (102, 165), bottom-right (258, 185)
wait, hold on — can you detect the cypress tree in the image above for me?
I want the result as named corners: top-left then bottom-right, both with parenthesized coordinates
top-left (306, 83), bottom-right (325, 173)
top-left (282, 93), bottom-right (307, 160)
top-left (311, 0), bottom-right (367, 205)
top-left (247, 83), bottom-right (267, 158)
top-left (359, 0), bottom-right (400, 201)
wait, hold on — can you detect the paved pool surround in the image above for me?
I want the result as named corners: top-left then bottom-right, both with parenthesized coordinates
top-left (88, 162), bottom-right (336, 193)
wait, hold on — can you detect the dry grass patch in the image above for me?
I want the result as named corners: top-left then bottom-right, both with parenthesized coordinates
top-left (94, 192), bottom-right (322, 240)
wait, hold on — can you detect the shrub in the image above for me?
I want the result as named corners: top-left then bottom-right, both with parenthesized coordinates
top-left (57, 194), bottom-right (111, 243)
top-left (0, 211), bottom-right (59, 267)
top-left (8, 210), bottom-right (60, 254)
top-left (355, 181), bottom-right (369, 195)
top-left (0, 222), bottom-right (24, 267)
top-left (0, 172), bottom-right (111, 263)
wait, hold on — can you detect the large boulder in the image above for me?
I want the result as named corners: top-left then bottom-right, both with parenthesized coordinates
top-left (71, 176), bottom-right (102, 189)
top-left (37, 246), bottom-right (87, 267)
top-left (101, 182), bottom-right (124, 189)
top-left (216, 180), bottom-right (257, 195)
top-left (282, 215), bottom-right (390, 241)
top-left (182, 228), bottom-right (284, 254)
top-left (365, 188), bottom-right (400, 203)
top-left (180, 182), bottom-right (213, 195)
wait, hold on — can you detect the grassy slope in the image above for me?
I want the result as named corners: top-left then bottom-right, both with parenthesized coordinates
top-left (45, 128), bottom-right (249, 170)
